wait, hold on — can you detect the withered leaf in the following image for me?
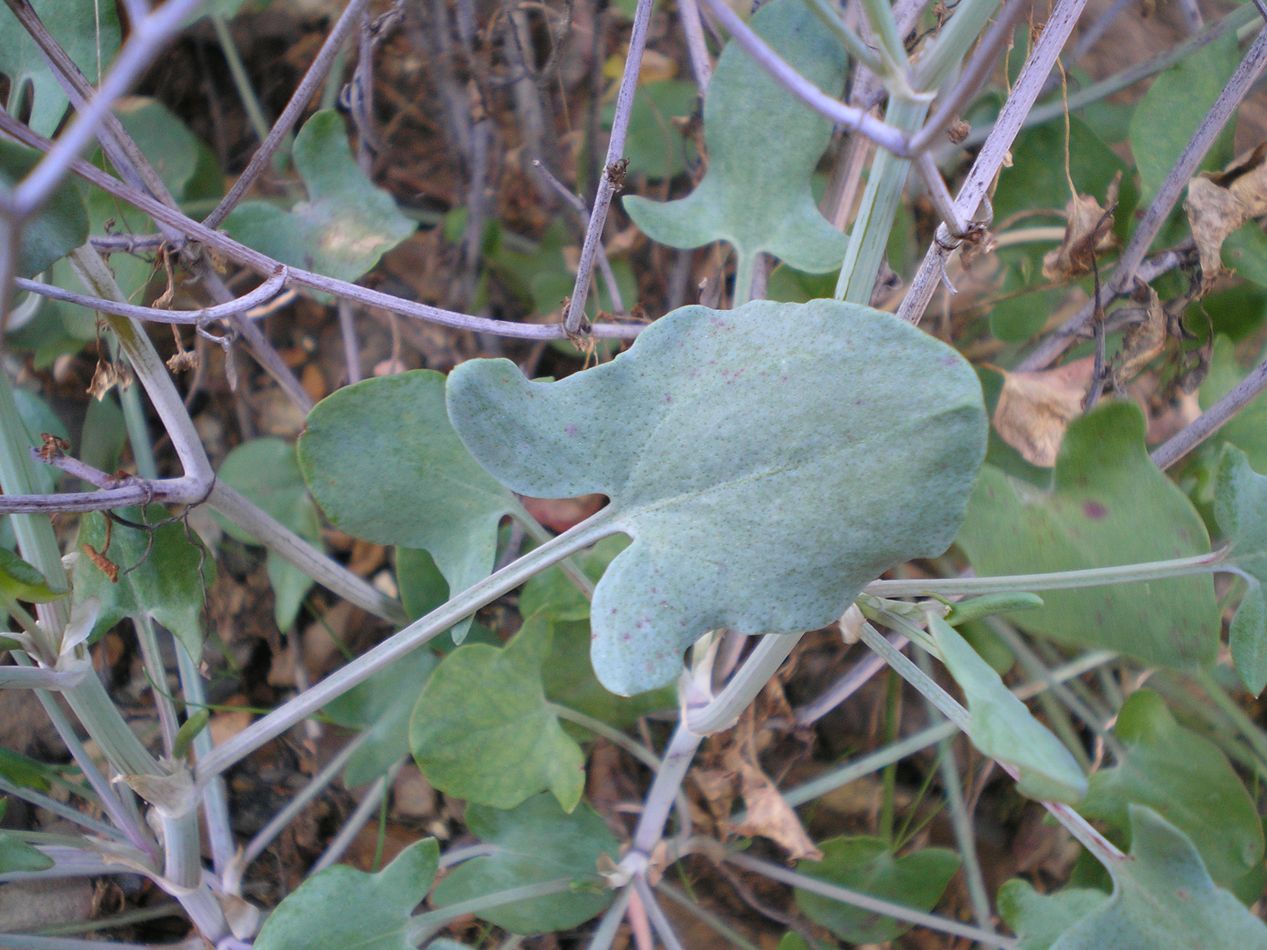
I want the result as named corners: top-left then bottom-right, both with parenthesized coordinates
top-left (1042, 174), bottom-right (1120, 281)
top-left (1116, 283), bottom-right (1169, 382)
top-left (992, 357), bottom-right (1095, 467)
top-left (1185, 143), bottom-right (1267, 293)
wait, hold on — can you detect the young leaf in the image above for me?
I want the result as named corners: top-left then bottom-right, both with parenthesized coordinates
top-left (622, 0), bottom-right (847, 287)
top-left (0, 139), bottom-right (89, 278)
top-left (1003, 806), bottom-right (1267, 949)
top-left (254, 838), bottom-right (439, 950)
top-left (298, 370), bottom-right (519, 644)
top-left (217, 438), bottom-right (323, 631)
top-left (1079, 689), bottom-right (1263, 885)
top-left (222, 110), bottom-right (414, 287)
top-left (324, 649), bottom-right (438, 788)
top-left (0, 834), bottom-right (53, 873)
top-left (930, 615), bottom-right (1086, 803)
top-left (448, 298), bottom-right (987, 694)
top-left (793, 837), bottom-right (960, 944)
top-left (1214, 445), bottom-right (1267, 694)
top-left (409, 620), bottom-right (586, 811)
top-left (957, 402), bottom-right (1219, 669)
top-left (0, 0), bottom-right (121, 136)
top-left (429, 794), bottom-right (618, 935)
top-left (72, 506), bottom-right (213, 661)
top-left (1130, 31), bottom-right (1240, 203)
top-left (0, 548), bottom-right (64, 603)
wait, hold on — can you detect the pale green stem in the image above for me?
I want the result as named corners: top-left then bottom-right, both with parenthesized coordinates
top-left (835, 97), bottom-right (928, 303)
top-left (0, 777), bottom-right (122, 842)
top-left (777, 650), bottom-right (1115, 810)
top-left (866, 549), bottom-right (1225, 597)
top-left (732, 251), bottom-right (755, 308)
top-left (211, 14), bottom-right (272, 147)
top-left (134, 615), bottom-right (178, 758)
top-left (408, 879), bottom-right (578, 943)
top-left (174, 642), bottom-right (234, 877)
top-left (586, 885), bottom-right (635, 950)
top-left (310, 760), bottom-right (401, 873)
top-left (860, 0), bottom-right (909, 68)
top-left (195, 507), bottom-right (618, 782)
top-left (914, 0), bottom-right (1003, 89)
top-left (654, 882), bottom-right (762, 950)
top-left (515, 506), bottom-right (595, 598)
top-left (1194, 667), bottom-right (1267, 769)
top-left (546, 703), bottom-right (661, 772)
top-left (686, 632), bottom-right (802, 734)
top-left (913, 650), bottom-right (999, 944)
top-left (118, 382), bottom-right (157, 480)
top-left (805, 0), bottom-right (886, 74)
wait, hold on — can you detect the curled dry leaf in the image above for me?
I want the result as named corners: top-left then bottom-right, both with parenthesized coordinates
top-left (1115, 282), bottom-right (1170, 383)
top-left (992, 357), bottom-right (1095, 467)
top-left (1185, 142), bottom-right (1267, 293)
top-left (1041, 174), bottom-right (1120, 281)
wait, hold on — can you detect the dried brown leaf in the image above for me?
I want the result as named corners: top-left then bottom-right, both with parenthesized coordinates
top-left (1185, 143), bottom-right (1267, 293)
top-left (1116, 283), bottom-right (1168, 381)
top-left (992, 357), bottom-right (1095, 467)
top-left (1041, 175), bottom-right (1119, 281)
top-left (725, 709), bottom-right (821, 862)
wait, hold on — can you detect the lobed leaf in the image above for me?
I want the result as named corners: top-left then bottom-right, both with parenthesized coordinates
top-left (223, 110), bottom-right (414, 288)
top-left (622, 0), bottom-right (847, 280)
top-left (448, 299), bottom-right (987, 694)
top-left (957, 402), bottom-right (1219, 669)
top-left (254, 838), bottom-right (438, 950)
top-left (429, 794), bottom-right (618, 935)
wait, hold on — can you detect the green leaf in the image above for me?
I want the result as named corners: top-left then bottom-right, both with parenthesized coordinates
top-left (325, 649), bottom-right (437, 787)
top-left (623, 0), bottom-right (847, 279)
top-left (1221, 221), bottom-right (1267, 289)
top-left (603, 79), bottom-right (698, 180)
top-left (0, 834), bottom-right (53, 873)
top-left (448, 298), bottom-right (988, 694)
top-left (430, 794), bottom-right (617, 935)
top-left (0, 139), bottom-right (89, 278)
top-left (0, 548), bottom-right (63, 603)
top-left (518, 536), bottom-right (626, 624)
top-left (942, 592), bottom-right (1043, 627)
top-left (299, 370), bottom-right (519, 645)
top-left (0, 748), bottom-right (52, 792)
top-left (72, 506), bottom-right (213, 661)
top-left (957, 402), bottom-right (1219, 669)
top-left (1214, 445), bottom-right (1267, 694)
top-left (793, 837), bottom-right (960, 944)
top-left (931, 615), bottom-right (1086, 802)
top-left (409, 620), bottom-right (586, 811)
top-left (1080, 690), bottom-right (1262, 884)
top-left (0, 0), bottom-right (121, 136)
top-left (528, 611), bottom-right (676, 731)
top-left (223, 110), bottom-right (414, 287)
top-left (1130, 31), bottom-right (1240, 203)
top-left (217, 438), bottom-right (323, 630)
top-left (254, 838), bottom-right (438, 950)
top-left (1200, 337), bottom-right (1267, 469)
top-left (998, 880), bottom-right (1110, 950)
top-left (1006, 806), bottom-right (1267, 949)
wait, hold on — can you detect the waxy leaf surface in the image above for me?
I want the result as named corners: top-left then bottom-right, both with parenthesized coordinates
top-left (255, 838), bottom-right (438, 950)
top-left (430, 795), bottom-right (618, 935)
top-left (1215, 446), bottom-right (1267, 693)
top-left (223, 110), bottom-right (413, 286)
top-left (1001, 806), bottom-right (1267, 948)
top-left (0, 0), bottom-right (120, 136)
top-left (957, 402), bottom-right (1218, 669)
top-left (794, 837), bottom-right (960, 944)
top-left (448, 299), bottom-right (987, 694)
top-left (1080, 689), bottom-right (1262, 885)
top-left (409, 620), bottom-right (586, 811)
top-left (931, 615), bottom-right (1086, 803)
top-left (623, 0), bottom-right (847, 279)
top-left (299, 370), bottom-right (520, 644)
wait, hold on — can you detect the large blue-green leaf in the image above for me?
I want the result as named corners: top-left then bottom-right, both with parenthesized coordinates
top-left (957, 402), bottom-right (1218, 669)
top-left (430, 795), bottom-right (617, 935)
top-left (1214, 446), bottom-right (1267, 694)
top-left (0, 139), bottom-right (88, 278)
top-left (299, 370), bottom-right (519, 644)
top-left (0, 0), bottom-right (121, 136)
top-left (623, 0), bottom-right (847, 283)
top-left (448, 299), bottom-right (987, 694)
top-left (255, 838), bottom-right (438, 950)
top-left (1000, 806), bottom-right (1267, 948)
top-left (1080, 690), bottom-right (1262, 884)
top-left (223, 110), bottom-right (414, 286)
